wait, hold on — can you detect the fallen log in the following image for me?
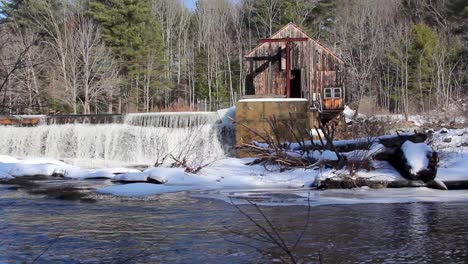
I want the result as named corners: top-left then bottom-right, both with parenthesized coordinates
top-left (294, 132), bottom-right (428, 153)
top-left (374, 140), bottom-right (439, 185)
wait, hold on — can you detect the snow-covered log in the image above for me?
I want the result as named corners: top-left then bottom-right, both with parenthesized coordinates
top-left (390, 141), bottom-right (438, 182)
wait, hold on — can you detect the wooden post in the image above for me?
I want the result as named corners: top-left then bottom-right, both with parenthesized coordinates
top-left (286, 39), bottom-right (291, 97)
top-left (268, 42), bottom-right (273, 95)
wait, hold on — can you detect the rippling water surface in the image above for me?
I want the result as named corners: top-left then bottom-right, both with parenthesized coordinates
top-left (1, 182), bottom-right (468, 263)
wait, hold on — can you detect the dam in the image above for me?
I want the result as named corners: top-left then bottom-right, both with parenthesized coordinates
top-left (0, 112), bottom-right (231, 168)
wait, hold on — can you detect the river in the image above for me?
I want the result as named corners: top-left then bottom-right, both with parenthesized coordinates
top-left (1, 179), bottom-right (468, 263)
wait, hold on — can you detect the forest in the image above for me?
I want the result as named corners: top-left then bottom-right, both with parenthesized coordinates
top-left (0, 0), bottom-right (466, 115)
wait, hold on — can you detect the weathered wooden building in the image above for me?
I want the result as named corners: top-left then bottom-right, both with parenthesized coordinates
top-left (244, 23), bottom-right (346, 122)
top-left (236, 23), bottom-right (347, 153)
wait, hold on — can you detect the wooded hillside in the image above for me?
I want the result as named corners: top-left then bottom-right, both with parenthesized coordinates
top-left (0, 0), bottom-right (466, 115)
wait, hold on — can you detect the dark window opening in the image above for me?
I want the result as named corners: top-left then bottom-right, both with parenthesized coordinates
top-left (333, 88), bottom-right (342, 98)
top-left (290, 70), bottom-right (301, 98)
top-left (324, 88), bottom-right (332, 99)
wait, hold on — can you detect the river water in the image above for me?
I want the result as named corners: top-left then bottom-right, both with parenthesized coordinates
top-left (1, 180), bottom-right (468, 263)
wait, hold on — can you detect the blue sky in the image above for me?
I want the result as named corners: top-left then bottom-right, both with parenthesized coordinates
top-left (183, 0), bottom-right (197, 10)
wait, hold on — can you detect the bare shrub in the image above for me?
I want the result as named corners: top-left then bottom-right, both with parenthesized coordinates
top-left (346, 150), bottom-right (375, 176)
top-left (233, 115), bottom-right (348, 171)
top-left (225, 195), bottom-right (319, 264)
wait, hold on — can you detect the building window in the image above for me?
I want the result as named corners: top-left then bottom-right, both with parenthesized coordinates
top-left (324, 88), bottom-right (332, 99)
top-left (333, 88), bottom-right (342, 98)
top-left (324, 87), bottom-right (342, 99)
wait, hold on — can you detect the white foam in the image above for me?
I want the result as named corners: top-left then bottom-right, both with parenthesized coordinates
top-left (0, 122), bottom-right (226, 168)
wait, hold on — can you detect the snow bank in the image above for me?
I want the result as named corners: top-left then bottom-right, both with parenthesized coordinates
top-left (0, 155), bottom-right (19, 163)
top-left (96, 183), bottom-right (196, 197)
top-left (0, 155), bottom-right (140, 180)
top-left (401, 141), bottom-right (431, 174)
top-left (108, 159), bottom-right (317, 191)
top-left (9, 163), bottom-right (61, 177)
top-left (64, 169), bottom-right (116, 179)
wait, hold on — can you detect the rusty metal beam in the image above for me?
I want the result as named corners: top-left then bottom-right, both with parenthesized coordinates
top-left (259, 37), bottom-right (308, 97)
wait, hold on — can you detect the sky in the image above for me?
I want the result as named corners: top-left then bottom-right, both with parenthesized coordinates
top-left (183, 0), bottom-right (197, 10)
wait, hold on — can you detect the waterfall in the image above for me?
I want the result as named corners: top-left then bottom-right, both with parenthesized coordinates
top-left (0, 112), bottom-right (229, 168)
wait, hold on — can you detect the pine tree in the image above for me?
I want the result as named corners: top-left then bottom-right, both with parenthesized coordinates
top-left (89, 0), bottom-right (167, 111)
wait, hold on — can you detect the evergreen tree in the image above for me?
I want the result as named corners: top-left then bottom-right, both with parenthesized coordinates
top-left (89, 0), bottom-right (167, 110)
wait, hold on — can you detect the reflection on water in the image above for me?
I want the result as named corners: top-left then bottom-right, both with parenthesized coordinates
top-left (1, 184), bottom-right (468, 263)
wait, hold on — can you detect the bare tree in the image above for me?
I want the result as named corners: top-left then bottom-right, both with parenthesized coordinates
top-left (254, 0), bottom-right (282, 37)
top-left (336, 0), bottom-right (401, 115)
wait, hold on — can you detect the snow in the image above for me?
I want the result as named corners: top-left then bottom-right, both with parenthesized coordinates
top-left (2, 127), bottom-right (468, 198)
top-left (0, 155), bottom-right (19, 163)
top-left (0, 155), bottom-right (139, 180)
top-left (430, 128), bottom-right (468, 182)
top-left (437, 153), bottom-right (468, 182)
top-left (9, 163), bottom-right (61, 177)
top-left (343, 105), bottom-right (355, 123)
top-left (238, 98), bottom-right (307, 102)
top-left (310, 150), bottom-right (339, 161)
top-left (401, 141), bottom-right (431, 174)
top-left (96, 183), bottom-right (196, 197)
top-left (355, 161), bottom-right (405, 181)
top-left (108, 159), bottom-right (315, 189)
top-left (64, 169), bottom-right (116, 179)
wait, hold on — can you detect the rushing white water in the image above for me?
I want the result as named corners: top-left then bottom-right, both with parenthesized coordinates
top-left (124, 112), bottom-right (220, 127)
top-left (0, 113), bottom-right (228, 168)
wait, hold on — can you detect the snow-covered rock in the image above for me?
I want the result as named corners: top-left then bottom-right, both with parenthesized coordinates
top-left (8, 163), bottom-right (60, 177)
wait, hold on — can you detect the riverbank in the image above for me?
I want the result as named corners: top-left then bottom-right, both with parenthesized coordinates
top-left (1, 127), bottom-right (467, 199)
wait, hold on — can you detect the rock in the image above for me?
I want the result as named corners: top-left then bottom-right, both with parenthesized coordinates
top-left (440, 128), bottom-right (448, 134)
top-left (443, 138), bottom-right (452, 143)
